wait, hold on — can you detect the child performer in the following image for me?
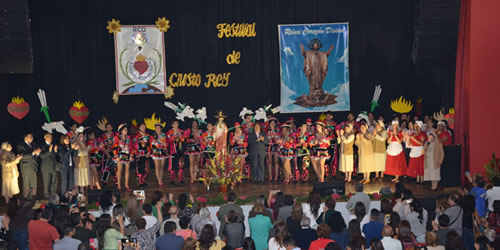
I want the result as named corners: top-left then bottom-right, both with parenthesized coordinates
top-left (337, 124), bottom-right (354, 182)
top-left (184, 120), bottom-right (203, 184)
top-left (135, 123), bottom-right (151, 187)
top-left (265, 117), bottom-right (280, 182)
top-left (385, 121), bottom-right (407, 182)
top-left (308, 120), bottom-right (331, 183)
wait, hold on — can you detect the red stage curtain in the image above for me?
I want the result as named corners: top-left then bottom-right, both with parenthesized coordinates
top-left (454, 0), bottom-right (470, 184)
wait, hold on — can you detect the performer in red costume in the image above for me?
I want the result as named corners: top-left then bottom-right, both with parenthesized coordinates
top-left (184, 120), bottom-right (203, 184)
top-left (295, 123), bottom-right (311, 182)
top-left (405, 121), bottom-right (427, 183)
top-left (112, 124), bottom-right (136, 191)
top-left (308, 120), bottom-right (331, 182)
top-left (135, 123), bottom-right (151, 187)
top-left (265, 117), bottom-right (280, 182)
top-left (150, 123), bottom-right (169, 187)
top-left (278, 124), bottom-right (296, 184)
top-left (201, 122), bottom-right (216, 177)
top-left (385, 121), bottom-right (407, 182)
top-left (86, 131), bottom-right (102, 190)
top-left (230, 122), bottom-right (249, 178)
top-left (167, 120), bottom-right (185, 184)
top-left (436, 121), bottom-right (452, 146)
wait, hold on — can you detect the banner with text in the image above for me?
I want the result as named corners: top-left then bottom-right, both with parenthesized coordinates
top-left (279, 23), bottom-right (350, 113)
top-left (114, 25), bottom-right (167, 95)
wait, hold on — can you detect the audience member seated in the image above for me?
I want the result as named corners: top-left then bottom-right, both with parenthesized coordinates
top-left (346, 183), bottom-right (371, 214)
top-left (380, 225), bottom-right (402, 250)
top-left (362, 209), bottom-right (384, 248)
top-left (223, 210), bottom-right (245, 249)
top-left (302, 192), bottom-right (324, 229)
top-left (346, 235), bottom-right (366, 250)
top-left (218, 192), bottom-right (244, 240)
top-left (249, 204), bottom-right (274, 250)
top-left (425, 231), bottom-right (445, 250)
top-left (191, 207), bottom-right (216, 236)
top-left (28, 208), bottom-right (60, 250)
top-left (295, 216), bottom-right (318, 250)
top-left (249, 196), bottom-right (273, 223)
top-left (277, 195), bottom-right (294, 222)
top-left (432, 214), bottom-right (451, 246)
top-left (286, 203), bottom-right (303, 237)
top-left (328, 210), bottom-right (349, 249)
top-left (349, 202), bottom-right (369, 232)
top-left (54, 224), bottom-right (81, 250)
top-left (378, 199), bottom-right (392, 225)
top-left (309, 224), bottom-right (334, 250)
top-left (347, 219), bottom-right (361, 243)
top-left (156, 221), bottom-right (184, 250)
top-left (176, 216), bottom-right (198, 240)
top-left (445, 230), bottom-right (465, 250)
top-left (268, 221), bottom-right (288, 250)
top-left (197, 224), bottom-right (226, 250)
top-left (283, 236), bottom-right (301, 250)
top-left (316, 197), bottom-right (341, 226)
top-left (399, 220), bottom-right (417, 249)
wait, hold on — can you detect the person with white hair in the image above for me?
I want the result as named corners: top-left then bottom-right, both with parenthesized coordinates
top-left (406, 121), bottom-right (427, 184)
top-left (372, 120), bottom-right (387, 180)
top-left (295, 216), bottom-right (318, 250)
top-left (0, 141), bottom-right (22, 203)
top-left (191, 207), bottom-right (216, 236)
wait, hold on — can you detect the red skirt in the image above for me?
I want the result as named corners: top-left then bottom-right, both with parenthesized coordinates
top-left (406, 155), bottom-right (424, 177)
top-left (385, 152), bottom-right (407, 176)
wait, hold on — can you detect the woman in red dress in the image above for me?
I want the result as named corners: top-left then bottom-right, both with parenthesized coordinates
top-left (385, 121), bottom-right (407, 182)
top-left (405, 121), bottom-right (427, 183)
top-left (436, 121), bottom-right (452, 146)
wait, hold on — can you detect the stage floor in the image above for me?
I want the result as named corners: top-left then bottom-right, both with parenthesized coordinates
top-left (5, 171), bottom-right (459, 209)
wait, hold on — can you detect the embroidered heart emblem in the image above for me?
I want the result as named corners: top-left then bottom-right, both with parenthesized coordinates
top-left (133, 61), bottom-right (148, 75)
top-left (7, 97), bottom-right (30, 120)
top-left (69, 101), bottom-right (89, 124)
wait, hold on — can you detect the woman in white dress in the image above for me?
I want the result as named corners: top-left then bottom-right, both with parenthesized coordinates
top-left (337, 124), bottom-right (354, 182)
top-left (0, 142), bottom-right (22, 203)
top-left (74, 133), bottom-right (90, 192)
top-left (424, 133), bottom-right (444, 191)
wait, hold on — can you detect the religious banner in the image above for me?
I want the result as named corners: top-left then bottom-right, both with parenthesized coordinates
top-left (114, 25), bottom-right (167, 95)
top-left (279, 23), bottom-right (350, 113)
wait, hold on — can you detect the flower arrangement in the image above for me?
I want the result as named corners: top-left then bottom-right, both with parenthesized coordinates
top-left (199, 152), bottom-right (246, 188)
top-left (484, 153), bottom-right (500, 181)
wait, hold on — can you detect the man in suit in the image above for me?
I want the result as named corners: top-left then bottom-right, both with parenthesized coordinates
top-left (247, 121), bottom-right (268, 183)
top-left (40, 133), bottom-right (58, 198)
top-left (17, 132), bottom-right (41, 198)
top-left (217, 192), bottom-right (245, 240)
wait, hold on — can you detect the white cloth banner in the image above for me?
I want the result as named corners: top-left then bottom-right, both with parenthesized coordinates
top-left (114, 25), bottom-right (167, 95)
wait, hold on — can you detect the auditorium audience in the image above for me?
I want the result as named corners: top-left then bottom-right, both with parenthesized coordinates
top-left (28, 208), bottom-right (60, 250)
top-left (286, 203), bottom-right (303, 237)
top-left (399, 198), bottom-right (428, 243)
top-left (277, 195), bottom-right (294, 221)
top-left (191, 207), bottom-right (216, 236)
top-left (425, 231), bottom-right (445, 250)
top-left (486, 177), bottom-right (500, 213)
top-left (432, 214), bottom-right (452, 246)
top-left (380, 225), bottom-right (402, 250)
top-left (378, 198), bottom-right (392, 225)
top-left (446, 230), bottom-right (465, 249)
top-left (328, 210), bottom-right (349, 249)
top-left (197, 224), bottom-right (226, 250)
top-left (178, 193), bottom-right (197, 221)
top-left (350, 202), bottom-right (369, 231)
top-left (141, 203), bottom-right (157, 230)
top-left (96, 213), bottom-right (124, 250)
top-left (487, 200), bottom-right (500, 249)
top-left (156, 221), bottom-right (184, 250)
top-left (268, 221), bottom-right (288, 250)
top-left (399, 220), bottom-right (417, 249)
top-left (99, 190), bottom-right (117, 215)
top-left (316, 197), bottom-right (340, 225)
top-left (53, 224), bottom-right (81, 250)
top-left (131, 202), bottom-right (163, 250)
top-left (177, 216), bottom-right (198, 240)
top-left (7, 195), bottom-right (36, 250)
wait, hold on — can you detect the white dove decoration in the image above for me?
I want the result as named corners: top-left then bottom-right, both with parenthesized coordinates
top-left (239, 107), bottom-right (254, 120)
top-left (254, 108), bottom-right (268, 121)
top-left (42, 121), bottom-right (68, 135)
top-left (195, 107), bottom-right (207, 123)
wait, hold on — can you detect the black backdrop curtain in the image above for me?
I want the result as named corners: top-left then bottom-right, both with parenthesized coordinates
top-left (0, 0), bottom-right (452, 143)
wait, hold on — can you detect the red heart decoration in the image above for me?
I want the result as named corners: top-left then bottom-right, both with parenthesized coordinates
top-left (69, 106), bottom-right (89, 124)
top-left (7, 98), bottom-right (30, 120)
top-left (133, 61), bottom-right (149, 75)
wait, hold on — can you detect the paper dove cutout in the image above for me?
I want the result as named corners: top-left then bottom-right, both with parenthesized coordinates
top-left (42, 121), bottom-right (68, 135)
top-left (239, 107), bottom-right (254, 120)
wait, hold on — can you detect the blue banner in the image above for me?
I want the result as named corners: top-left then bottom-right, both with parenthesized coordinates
top-left (279, 23), bottom-right (350, 113)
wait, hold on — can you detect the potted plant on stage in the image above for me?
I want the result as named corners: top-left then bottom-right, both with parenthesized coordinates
top-left (199, 152), bottom-right (245, 192)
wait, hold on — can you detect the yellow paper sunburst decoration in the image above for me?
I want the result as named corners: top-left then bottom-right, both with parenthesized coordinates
top-left (144, 113), bottom-right (166, 131)
top-left (112, 91), bottom-right (119, 104)
top-left (155, 17), bottom-right (170, 32)
top-left (390, 96), bottom-right (413, 114)
top-left (164, 86), bottom-right (175, 99)
top-left (106, 18), bottom-right (121, 34)
top-left (72, 100), bottom-right (86, 109)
